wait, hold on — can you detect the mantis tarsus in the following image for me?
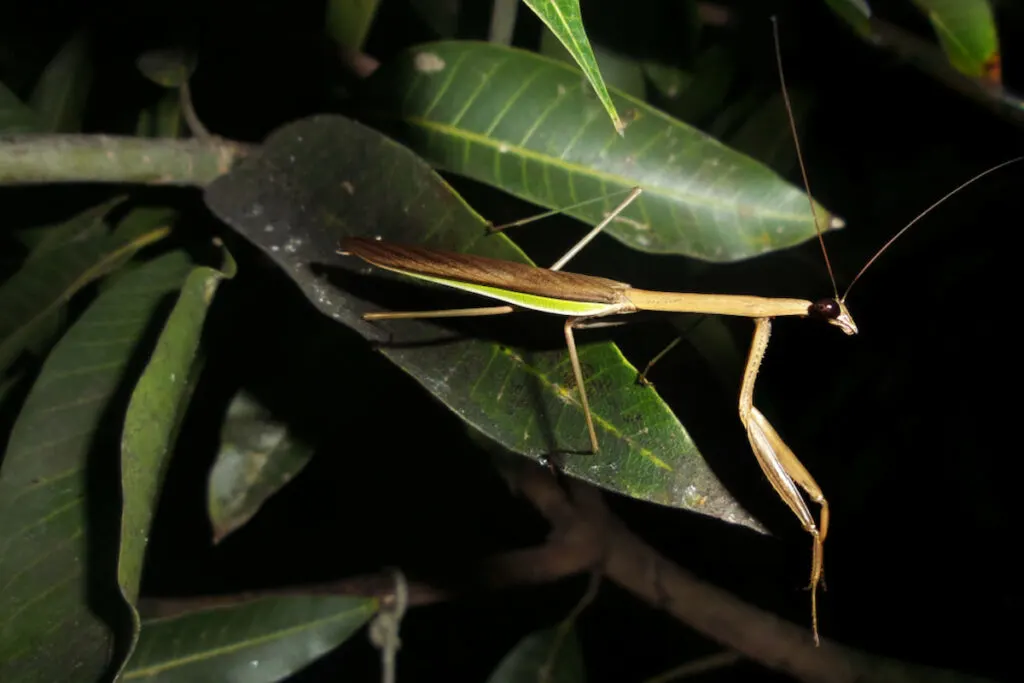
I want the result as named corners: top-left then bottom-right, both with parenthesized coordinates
top-left (336, 26), bottom-right (1022, 649)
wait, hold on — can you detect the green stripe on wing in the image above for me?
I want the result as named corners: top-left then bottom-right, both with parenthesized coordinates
top-left (379, 265), bottom-right (625, 316)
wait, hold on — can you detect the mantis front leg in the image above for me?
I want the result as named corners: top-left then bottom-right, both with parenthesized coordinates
top-left (739, 318), bottom-right (830, 645)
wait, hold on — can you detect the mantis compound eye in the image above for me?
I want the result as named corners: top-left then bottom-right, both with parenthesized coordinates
top-left (809, 298), bottom-right (841, 320)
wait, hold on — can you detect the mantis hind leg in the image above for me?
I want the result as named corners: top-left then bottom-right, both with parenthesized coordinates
top-left (363, 305), bottom-right (514, 320)
top-left (564, 317), bottom-right (600, 453)
top-left (739, 317), bottom-right (829, 645)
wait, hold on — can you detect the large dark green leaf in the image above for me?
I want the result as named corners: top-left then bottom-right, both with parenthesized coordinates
top-left (116, 249), bottom-right (236, 675)
top-left (911, 0), bottom-right (1000, 82)
top-left (0, 203), bottom-right (172, 374)
top-left (206, 390), bottom-right (316, 543)
top-left (0, 251), bottom-right (196, 683)
top-left (204, 114), bottom-right (762, 530)
top-left (522, 0), bottom-right (623, 133)
top-left (28, 30), bottom-right (92, 133)
top-left (486, 626), bottom-right (584, 683)
top-left (363, 41), bottom-right (841, 261)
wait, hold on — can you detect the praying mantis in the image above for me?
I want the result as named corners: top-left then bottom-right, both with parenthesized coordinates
top-left (337, 155), bottom-right (1017, 644)
top-left (334, 24), bottom-right (1022, 644)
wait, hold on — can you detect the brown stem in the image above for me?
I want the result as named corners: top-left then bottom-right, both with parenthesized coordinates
top-left (139, 464), bottom-right (995, 683)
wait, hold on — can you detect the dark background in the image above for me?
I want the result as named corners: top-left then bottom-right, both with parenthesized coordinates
top-left (2, 1), bottom-right (1021, 681)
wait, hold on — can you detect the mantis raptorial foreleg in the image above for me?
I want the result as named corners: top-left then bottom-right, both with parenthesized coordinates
top-left (739, 317), bottom-right (829, 644)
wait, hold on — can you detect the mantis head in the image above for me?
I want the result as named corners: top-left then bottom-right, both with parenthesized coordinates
top-left (809, 298), bottom-right (858, 336)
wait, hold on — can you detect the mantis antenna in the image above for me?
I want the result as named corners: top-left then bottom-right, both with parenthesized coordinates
top-left (772, 15), bottom-right (841, 301)
top-left (842, 155), bottom-right (1024, 301)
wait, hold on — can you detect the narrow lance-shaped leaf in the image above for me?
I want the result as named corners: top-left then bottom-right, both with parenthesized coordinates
top-left (204, 113), bottom-right (763, 531)
top-left (13, 195), bottom-right (126, 256)
top-left (822, 0), bottom-right (874, 40)
top-left (539, 28), bottom-right (646, 100)
top-left (0, 204), bottom-right (173, 374)
top-left (0, 251), bottom-right (196, 683)
top-left (115, 246), bottom-right (237, 677)
top-left (911, 0), bottom-right (1000, 83)
top-left (135, 90), bottom-right (184, 139)
top-left (123, 596), bottom-right (378, 682)
top-left (522, 0), bottom-right (624, 133)
top-left (9, 197), bottom-right (131, 360)
top-left (363, 41), bottom-right (842, 262)
top-left (28, 30), bottom-right (93, 133)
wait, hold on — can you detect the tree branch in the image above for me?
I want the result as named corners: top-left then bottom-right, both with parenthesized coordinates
top-left (0, 134), bottom-right (251, 186)
top-left (138, 464), bottom-right (996, 683)
top-left (511, 466), bottom-right (996, 683)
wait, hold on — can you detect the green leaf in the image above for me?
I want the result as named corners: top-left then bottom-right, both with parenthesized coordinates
top-left (204, 114), bottom-right (763, 531)
top-left (0, 251), bottom-right (196, 683)
top-left (0, 203), bottom-right (173, 374)
top-left (136, 49), bottom-right (197, 89)
top-left (641, 61), bottom-right (692, 101)
top-left (486, 626), bottom-right (584, 683)
top-left (0, 80), bottom-right (41, 133)
top-left (116, 248), bottom-right (236, 675)
top-left (723, 90), bottom-right (814, 178)
top-left (325, 0), bottom-right (382, 51)
top-left (206, 390), bottom-right (316, 544)
top-left (822, 0), bottom-right (874, 40)
top-left (539, 28), bottom-right (646, 100)
top-left (522, 0), bottom-right (624, 133)
top-left (123, 595), bottom-right (378, 682)
top-left (135, 90), bottom-right (183, 138)
top-left (643, 45), bottom-right (737, 126)
top-left (11, 197), bottom-right (131, 361)
top-left (28, 30), bottom-right (93, 133)
top-left (364, 41), bottom-right (840, 261)
top-left (15, 195), bottom-right (127, 257)
top-left (911, 0), bottom-right (1000, 82)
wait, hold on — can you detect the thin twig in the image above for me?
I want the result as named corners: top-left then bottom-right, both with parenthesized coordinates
top-left (179, 80), bottom-right (212, 140)
top-left (369, 569), bottom-right (408, 683)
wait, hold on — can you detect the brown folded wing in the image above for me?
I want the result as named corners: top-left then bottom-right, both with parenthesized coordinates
top-left (341, 237), bottom-right (632, 304)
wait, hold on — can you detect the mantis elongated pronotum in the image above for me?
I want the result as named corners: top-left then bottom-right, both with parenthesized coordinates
top-left (337, 26), bottom-right (1021, 647)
